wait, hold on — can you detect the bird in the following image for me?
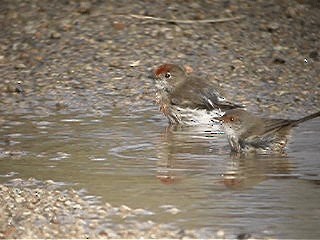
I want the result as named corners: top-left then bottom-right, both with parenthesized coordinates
top-left (215, 108), bottom-right (320, 153)
top-left (153, 63), bottom-right (243, 126)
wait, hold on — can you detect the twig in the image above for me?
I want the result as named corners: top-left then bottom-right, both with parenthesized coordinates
top-left (116, 14), bottom-right (245, 24)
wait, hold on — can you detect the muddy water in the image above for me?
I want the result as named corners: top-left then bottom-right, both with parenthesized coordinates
top-left (0, 101), bottom-right (320, 239)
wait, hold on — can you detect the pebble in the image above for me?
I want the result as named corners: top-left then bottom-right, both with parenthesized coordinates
top-left (119, 204), bottom-right (132, 213)
top-left (113, 21), bottom-right (126, 30)
top-left (266, 22), bottom-right (280, 32)
top-left (132, 208), bottom-right (154, 216)
top-left (14, 63), bottom-right (26, 69)
top-left (77, 1), bottom-right (92, 14)
top-left (273, 57), bottom-right (286, 64)
top-left (49, 31), bottom-right (61, 39)
top-left (165, 207), bottom-right (181, 215)
top-left (237, 232), bottom-right (252, 239)
top-left (216, 229), bottom-right (225, 237)
top-left (309, 51), bottom-right (318, 61)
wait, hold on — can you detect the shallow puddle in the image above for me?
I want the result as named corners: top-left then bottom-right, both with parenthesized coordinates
top-left (0, 101), bottom-right (320, 238)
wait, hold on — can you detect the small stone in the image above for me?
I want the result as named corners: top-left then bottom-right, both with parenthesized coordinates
top-left (14, 63), bottom-right (26, 69)
top-left (286, 5), bottom-right (305, 18)
top-left (84, 64), bottom-right (93, 70)
top-left (45, 180), bottom-right (55, 185)
top-left (50, 215), bottom-right (59, 224)
top-left (165, 207), bottom-right (181, 215)
top-left (64, 200), bottom-right (72, 206)
top-left (120, 205), bottom-right (131, 213)
top-left (269, 105), bottom-right (280, 112)
top-left (286, 7), bottom-right (297, 18)
top-left (237, 232), bottom-right (252, 239)
top-left (55, 102), bottom-right (68, 110)
top-left (273, 57), bottom-right (286, 64)
top-left (132, 208), bottom-right (154, 216)
top-left (183, 65), bottom-right (194, 74)
top-left (113, 21), bottom-right (126, 30)
top-left (15, 196), bottom-right (25, 203)
top-left (165, 31), bottom-right (174, 40)
top-left (309, 51), bottom-right (318, 61)
top-left (216, 230), bottom-right (225, 237)
top-left (273, 45), bottom-right (288, 51)
top-left (130, 60), bottom-right (140, 67)
top-left (266, 22), bottom-right (280, 32)
top-left (77, 1), bottom-right (92, 14)
top-left (105, 202), bottom-right (112, 208)
top-left (0, 185), bottom-right (9, 191)
top-left (49, 31), bottom-right (61, 39)
top-left (277, 90), bottom-right (288, 96)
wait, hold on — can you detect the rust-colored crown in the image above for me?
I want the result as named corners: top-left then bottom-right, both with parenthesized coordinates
top-left (154, 63), bottom-right (175, 77)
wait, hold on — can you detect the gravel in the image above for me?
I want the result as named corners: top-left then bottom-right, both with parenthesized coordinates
top-left (0, 178), bottom-right (276, 239)
top-left (0, 179), bottom-right (199, 239)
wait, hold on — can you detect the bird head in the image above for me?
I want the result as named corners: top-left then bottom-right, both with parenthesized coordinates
top-left (153, 64), bottom-right (186, 92)
top-left (214, 109), bottom-right (250, 135)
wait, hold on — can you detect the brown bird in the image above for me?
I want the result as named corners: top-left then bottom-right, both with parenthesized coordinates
top-left (215, 109), bottom-right (320, 153)
top-left (153, 63), bottom-right (243, 126)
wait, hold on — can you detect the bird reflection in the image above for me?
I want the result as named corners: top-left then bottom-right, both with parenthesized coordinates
top-left (222, 152), bottom-right (294, 190)
top-left (156, 125), bottom-right (295, 189)
top-left (156, 124), bottom-right (221, 185)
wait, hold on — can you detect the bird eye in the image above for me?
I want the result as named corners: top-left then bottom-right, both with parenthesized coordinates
top-left (165, 72), bottom-right (171, 78)
top-left (230, 117), bottom-right (234, 122)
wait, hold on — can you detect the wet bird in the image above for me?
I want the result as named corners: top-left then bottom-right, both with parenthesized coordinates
top-left (215, 109), bottom-right (320, 153)
top-left (153, 63), bottom-right (243, 126)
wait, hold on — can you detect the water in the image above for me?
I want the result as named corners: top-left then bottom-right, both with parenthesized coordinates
top-left (0, 102), bottom-right (320, 239)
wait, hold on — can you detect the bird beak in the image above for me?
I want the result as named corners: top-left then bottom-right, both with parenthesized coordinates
top-left (212, 116), bottom-right (224, 123)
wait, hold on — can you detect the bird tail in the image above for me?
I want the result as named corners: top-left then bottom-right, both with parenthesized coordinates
top-left (293, 111), bottom-right (320, 126)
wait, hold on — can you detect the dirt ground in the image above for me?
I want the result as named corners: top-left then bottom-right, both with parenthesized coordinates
top-left (0, 0), bottom-right (319, 117)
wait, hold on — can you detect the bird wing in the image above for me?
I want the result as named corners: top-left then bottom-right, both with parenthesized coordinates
top-left (261, 118), bottom-right (295, 136)
top-left (261, 111), bottom-right (320, 133)
top-left (170, 76), bottom-right (243, 111)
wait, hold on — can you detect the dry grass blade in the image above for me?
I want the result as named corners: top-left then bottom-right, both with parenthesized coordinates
top-left (116, 14), bottom-right (245, 24)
